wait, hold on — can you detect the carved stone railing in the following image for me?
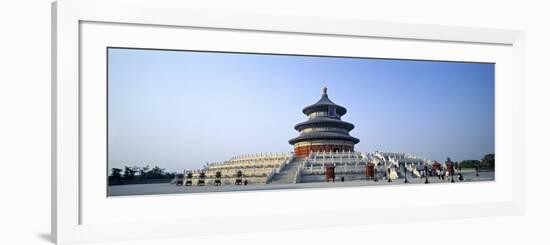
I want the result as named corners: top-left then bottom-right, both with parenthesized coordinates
top-left (293, 161), bottom-right (303, 184)
top-left (265, 169), bottom-right (276, 184)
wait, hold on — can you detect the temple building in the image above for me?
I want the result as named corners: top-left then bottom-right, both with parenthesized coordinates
top-left (177, 86), bottom-right (440, 186)
top-left (289, 87), bottom-right (360, 157)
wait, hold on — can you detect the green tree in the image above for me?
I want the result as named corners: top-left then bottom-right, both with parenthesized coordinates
top-left (481, 154), bottom-right (495, 169)
top-left (123, 166), bottom-right (139, 179)
top-left (138, 165), bottom-right (150, 179)
top-left (109, 168), bottom-right (123, 180)
top-left (459, 160), bottom-right (481, 169)
top-left (148, 166), bottom-right (166, 179)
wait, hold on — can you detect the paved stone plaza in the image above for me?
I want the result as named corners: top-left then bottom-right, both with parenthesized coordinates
top-left (108, 169), bottom-right (494, 196)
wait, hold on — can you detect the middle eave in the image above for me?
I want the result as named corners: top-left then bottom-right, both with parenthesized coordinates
top-left (294, 117), bottom-right (355, 131)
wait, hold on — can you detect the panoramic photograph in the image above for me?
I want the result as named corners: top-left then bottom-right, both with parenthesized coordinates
top-left (107, 47), bottom-right (495, 196)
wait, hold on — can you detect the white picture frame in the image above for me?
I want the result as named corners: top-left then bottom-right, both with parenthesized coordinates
top-left (52, 0), bottom-right (525, 244)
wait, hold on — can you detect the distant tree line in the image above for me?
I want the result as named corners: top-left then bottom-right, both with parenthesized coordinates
top-left (109, 165), bottom-right (177, 181)
top-left (458, 153), bottom-right (495, 169)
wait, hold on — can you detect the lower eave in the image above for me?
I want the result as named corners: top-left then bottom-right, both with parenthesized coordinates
top-left (288, 131), bottom-right (360, 145)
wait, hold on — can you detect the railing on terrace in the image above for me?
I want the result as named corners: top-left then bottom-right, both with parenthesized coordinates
top-left (265, 169), bottom-right (276, 184)
top-left (228, 152), bottom-right (292, 161)
top-left (205, 152), bottom-right (292, 167)
top-left (294, 163), bottom-right (302, 184)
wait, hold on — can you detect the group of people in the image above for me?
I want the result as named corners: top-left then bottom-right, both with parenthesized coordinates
top-left (375, 162), bottom-right (466, 183)
top-left (174, 170), bottom-right (249, 186)
top-left (424, 166), bottom-right (464, 182)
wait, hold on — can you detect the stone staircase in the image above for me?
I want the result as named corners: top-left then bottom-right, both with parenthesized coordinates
top-left (268, 158), bottom-right (302, 184)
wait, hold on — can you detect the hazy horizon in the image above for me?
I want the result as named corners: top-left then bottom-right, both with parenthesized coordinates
top-left (108, 48), bottom-right (495, 173)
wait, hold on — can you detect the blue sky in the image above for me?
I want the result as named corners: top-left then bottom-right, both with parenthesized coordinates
top-left (108, 48), bottom-right (494, 172)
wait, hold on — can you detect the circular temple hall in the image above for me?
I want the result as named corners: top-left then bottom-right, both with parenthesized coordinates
top-left (289, 87), bottom-right (360, 157)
